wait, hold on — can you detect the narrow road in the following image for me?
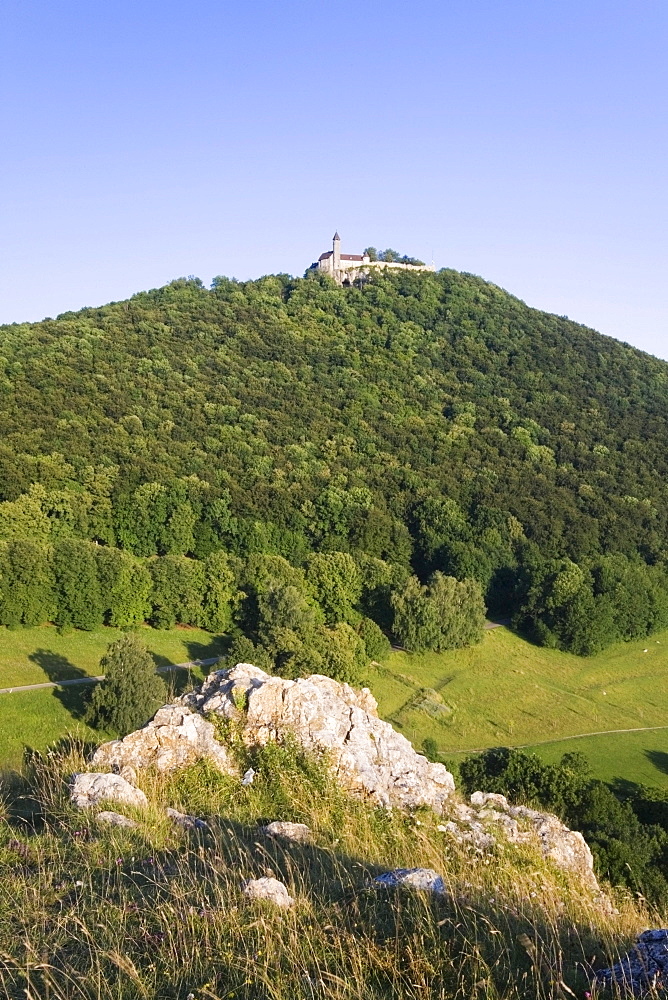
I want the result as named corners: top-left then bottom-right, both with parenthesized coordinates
top-left (445, 723), bottom-right (668, 755)
top-left (0, 657), bottom-right (220, 696)
top-left (484, 618), bottom-right (511, 629)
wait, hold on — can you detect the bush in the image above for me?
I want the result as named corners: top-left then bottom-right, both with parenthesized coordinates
top-left (86, 634), bottom-right (167, 736)
top-left (358, 616), bottom-right (391, 660)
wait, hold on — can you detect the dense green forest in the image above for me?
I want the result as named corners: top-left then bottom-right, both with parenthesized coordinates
top-left (1, 267), bottom-right (668, 658)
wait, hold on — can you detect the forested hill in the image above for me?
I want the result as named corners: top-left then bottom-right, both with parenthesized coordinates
top-left (2, 267), bottom-right (668, 656)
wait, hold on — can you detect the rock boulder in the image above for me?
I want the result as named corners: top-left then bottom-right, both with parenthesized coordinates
top-left (242, 877), bottom-right (295, 908)
top-left (180, 663), bottom-right (455, 812)
top-left (595, 929), bottom-right (668, 995)
top-left (92, 705), bottom-right (235, 775)
top-left (70, 773), bottom-right (148, 810)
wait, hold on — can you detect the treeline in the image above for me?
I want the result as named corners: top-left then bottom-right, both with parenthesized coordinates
top-left (460, 747), bottom-right (668, 906)
top-left (1, 267), bottom-right (668, 655)
top-left (0, 537), bottom-right (485, 682)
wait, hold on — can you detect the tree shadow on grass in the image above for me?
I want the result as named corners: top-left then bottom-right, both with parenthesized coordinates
top-left (28, 649), bottom-right (88, 683)
top-left (51, 681), bottom-right (93, 722)
top-left (25, 648), bottom-right (96, 723)
top-left (183, 633), bottom-right (229, 662)
top-left (645, 749), bottom-right (668, 776)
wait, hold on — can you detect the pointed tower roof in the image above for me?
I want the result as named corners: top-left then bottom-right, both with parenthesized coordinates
top-left (333, 231), bottom-right (341, 241)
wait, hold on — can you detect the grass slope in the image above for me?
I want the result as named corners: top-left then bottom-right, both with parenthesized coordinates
top-left (370, 627), bottom-right (668, 787)
top-left (0, 738), bottom-right (651, 999)
top-left (0, 625), bottom-right (222, 769)
top-left (0, 623), bottom-right (225, 687)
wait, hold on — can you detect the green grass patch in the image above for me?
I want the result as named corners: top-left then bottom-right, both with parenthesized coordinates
top-left (0, 623), bottom-right (225, 687)
top-left (0, 686), bottom-right (105, 770)
top-left (526, 729), bottom-right (668, 789)
top-left (367, 628), bottom-right (668, 785)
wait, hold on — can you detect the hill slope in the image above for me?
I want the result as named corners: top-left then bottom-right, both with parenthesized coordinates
top-left (1, 268), bottom-right (668, 648)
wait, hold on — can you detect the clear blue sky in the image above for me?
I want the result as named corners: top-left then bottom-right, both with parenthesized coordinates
top-left (1, 1), bottom-right (666, 357)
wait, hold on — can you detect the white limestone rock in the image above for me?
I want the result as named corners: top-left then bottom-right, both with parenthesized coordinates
top-left (92, 704), bottom-right (235, 776)
top-left (463, 791), bottom-right (600, 892)
top-left (181, 664), bottom-right (455, 812)
top-left (374, 868), bottom-right (446, 894)
top-left (595, 929), bottom-right (668, 995)
top-left (96, 810), bottom-right (138, 829)
top-left (260, 821), bottom-right (312, 843)
top-left (242, 876), bottom-right (295, 908)
top-left (70, 773), bottom-right (148, 810)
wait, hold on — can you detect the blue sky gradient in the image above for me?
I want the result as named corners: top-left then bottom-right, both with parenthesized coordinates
top-left (1, 1), bottom-right (666, 357)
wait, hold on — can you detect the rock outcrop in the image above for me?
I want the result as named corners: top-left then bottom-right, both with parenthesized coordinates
top-left (70, 773), bottom-right (148, 810)
top-left (442, 791), bottom-right (600, 894)
top-left (85, 662), bottom-right (603, 897)
top-left (180, 663), bottom-right (455, 812)
top-left (92, 705), bottom-right (235, 775)
top-left (595, 929), bottom-right (668, 996)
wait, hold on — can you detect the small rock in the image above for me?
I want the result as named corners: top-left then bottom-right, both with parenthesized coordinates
top-left (373, 868), bottom-right (446, 894)
top-left (260, 821), bottom-right (312, 843)
top-left (595, 929), bottom-right (668, 995)
top-left (241, 767), bottom-right (256, 786)
top-left (470, 791), bottom-right (509, 810)
top-left (119, 765), bottom-right (137, 785)
top-left (70, 773), bottom-right (148, 810)
top-left (166, 807), bottom-right (208, 831)
top-left (96, 811), bottom-right (138, 828)
top-left (242, 876), bottom-right (294, 908)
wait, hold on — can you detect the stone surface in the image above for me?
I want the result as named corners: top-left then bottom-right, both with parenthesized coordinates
top-left (92, 705), bottom-right (236, 775)
top-left (437, 790), bottom-right (601, 894)
top-left (166, 807), bottom-right (208, 831)
top-left (374, 868), bottom-right (446, 894)
top-left (70, 773), bottom-right (148, 810)
top-left (260, 821), bottom-right (312, 843)
top-left (242, 876), bottom-right (295, 908)
top-left (181, 663), bottom-right (455, 812)
top-left (595, 929), bottom-right (668, 995)
top-left (96, 810), bottom-right (138, 828)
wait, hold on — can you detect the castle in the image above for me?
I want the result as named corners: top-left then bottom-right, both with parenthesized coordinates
top-left (310, 233), bottom-right (434, 286)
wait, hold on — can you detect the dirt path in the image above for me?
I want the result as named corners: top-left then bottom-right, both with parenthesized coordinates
top-left (446, 723), bottom-right (668, 755)
top-left (0, 657), bottom-right (220, 696)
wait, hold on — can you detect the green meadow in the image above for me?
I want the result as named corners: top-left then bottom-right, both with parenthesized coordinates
top-left (0, 624), bottom-right (222, 769)
top-left (370, 626), bottom-right (668, 788)
top-left (0, 623), bottom-right (225, 688)
top-left (2, 623), bottom-right (668, 788)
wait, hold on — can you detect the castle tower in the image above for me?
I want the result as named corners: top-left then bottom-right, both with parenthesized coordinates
top-left (332, 231), bottom-right (341, 271)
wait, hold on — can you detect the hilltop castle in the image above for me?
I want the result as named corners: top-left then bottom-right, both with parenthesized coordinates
top-left (310, 233), bottom-right (434, 286)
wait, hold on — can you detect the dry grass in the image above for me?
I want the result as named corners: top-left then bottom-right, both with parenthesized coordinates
top-left (0, 736), bottom-right (658, 1000)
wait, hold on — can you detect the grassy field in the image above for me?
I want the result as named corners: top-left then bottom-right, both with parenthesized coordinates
top-left (0, 624), bottom-right (222, 769)
top-left (368, 626), bottom-right (668, 788)
top-left (2, 622), bottom-right (668, 788)
top-left (526, 729), bottom-right (668, 789)
top-left (0, 622), bottom-right (225, 688)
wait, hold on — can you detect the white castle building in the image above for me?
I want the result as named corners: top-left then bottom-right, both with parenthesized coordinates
top-left (310, 233), bottom-right (434, 286)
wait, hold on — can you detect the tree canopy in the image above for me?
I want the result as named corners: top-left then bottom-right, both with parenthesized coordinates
top-left (1, 267), bottom-right (668, 655)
